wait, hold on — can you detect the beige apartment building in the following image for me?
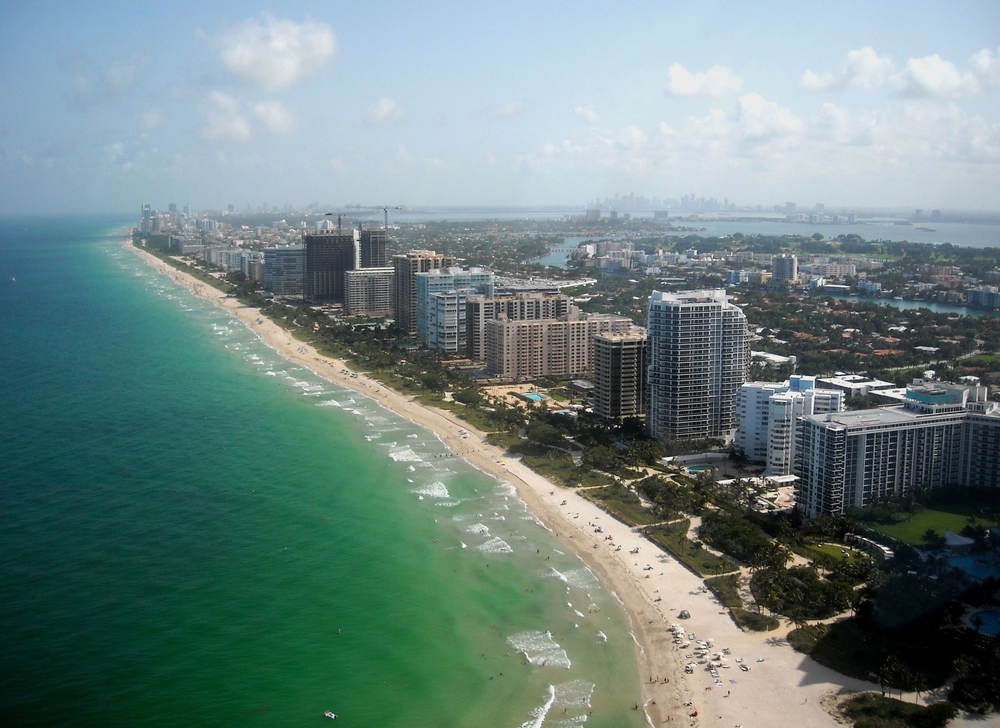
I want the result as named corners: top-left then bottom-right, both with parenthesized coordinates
top-left (465, 292), bottom-right (571, 361)
top-left (484, 312), bottom-right (633, 379)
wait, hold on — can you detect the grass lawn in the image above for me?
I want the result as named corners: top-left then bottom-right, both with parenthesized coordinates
top-left (643, 520), bottom-right (738, 577)
top-left (580, 484), bottom-right (657, 527)
top-left (871, 504), bottom-right (997, 546)
top-left (704, 574), bottom-right (743, 609)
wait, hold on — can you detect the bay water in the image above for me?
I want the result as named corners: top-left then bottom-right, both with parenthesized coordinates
top-left (0, 217), bottom-right (644, 727)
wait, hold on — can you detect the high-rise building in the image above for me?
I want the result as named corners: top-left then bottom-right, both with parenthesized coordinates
top-left (304, 230), bottom-right (359, 303)
top-left (263, 245), bottom-right (305, 296)
top-left (646, 290), bottom-right (749, 440)
top-left (182, 204), bottom-right (191, 217)
top-left (359, 228), bottom-right (388, 268)
top-left (415, 267), bottom-right (494, 352)
top-left (771, 255), bottom-right (798, 285)
top-left (392, 251), bottom-right (456, 334)
top-left (465, 293), bottom-right (571, 360)
top-left (735, 376), bottom-right (844, 476)
top-left (798, 380), bottom-right (1000, 517)
top-left (345, 268), bottom-right (394, 317)
top-left (593, 330), bottom-right (648, 421)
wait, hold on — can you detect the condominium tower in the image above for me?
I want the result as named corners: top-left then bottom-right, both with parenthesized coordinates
top-left (304, 230), bottom-right (359, 303)
top-left (646, 289), bottom-right (749, 440)
top-left (392, 250), bottom-right (456, 334)
top-left (593, 330), bottom-right (648, 421)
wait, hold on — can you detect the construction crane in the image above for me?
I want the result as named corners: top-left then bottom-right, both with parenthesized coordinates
top-left (340, 204), bottom-right (403, 230)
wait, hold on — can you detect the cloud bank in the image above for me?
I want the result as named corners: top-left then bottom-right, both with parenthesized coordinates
top-left (216, 14), bottom-right (336, 91)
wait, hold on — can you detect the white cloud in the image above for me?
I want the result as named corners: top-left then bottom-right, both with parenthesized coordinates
top-left (736, 93), bottom-right (803, 139)
top-left (493, 102), bottom-right (526, 117)
top-left (894, 54), bottom-right (980, 98)
top-left (397, 144), bottom-right (413, 163)
top-left (200, 92), bottom-right (251, 141)
top-left (368, 97), bottom-right (399, 125)
top-left (803, 46), bottom-right (1000, 98)
top-left (801, 47), bottom-right (894, 90)
top-left (512, 92), bottom-right (1000, 191)
top-left (254, 101), bottom-right (297, 135)
top-left (138, 109), bottom-right (169, 131)
top-left (666, 63), bottom-right (742, 96)
top-left (216, 14), bottom-right (336, 91)
top-left (574, 105), bottom-right (601, 122)
top-left (969, 48), bottom-right (1000, 89)
top-left (72, 55), bottom-right (150, 105)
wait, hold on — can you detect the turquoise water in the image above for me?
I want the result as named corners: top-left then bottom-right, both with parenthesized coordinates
top-left (0, 217), bottom-right (644, 727)
top-left (948, 555), bottom-right (1000, 582)
top-left (686, 466), bottom-right (712, 474)
top-left (524, 394), bottom-right (547, 402)
top-left (968, 609), bottom-right (1000, 636)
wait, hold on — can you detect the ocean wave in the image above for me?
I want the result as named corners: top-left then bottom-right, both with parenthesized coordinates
top-left (411, 482), bottom-right (449, 499)
top-left (466, 523), bottom-right (490, 535)
top-left (478, 537), bottom-right (513, 554)
top-left (543, 567), bottom-right (599, 590)
top-left (507, 631), bottom-right (571, 669)
top-left (389, 447), bottom-right (422, 463)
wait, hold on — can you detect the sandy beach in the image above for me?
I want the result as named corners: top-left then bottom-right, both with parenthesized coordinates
top-left (129, 240), bottom-right (896, 728)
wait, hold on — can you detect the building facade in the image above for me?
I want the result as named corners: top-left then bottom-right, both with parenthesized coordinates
top-left (798, 381), bottom-right (1000, 517)
top-left (392, 250), bottom-right (456, 334)
top-left (484, 312), bottom-right (633, 379)
top-left (465, 293), bottom-right (571, 360)
top-left (593, 330), bottom-right (648, 421)
top-left (415, 268), bottom-right (494, 350)
top-left (304, 230), bottom-right (359, 303)
top-left (735, 376), bottom-right (844, 476)
top-left (646, 290), bottom-right (749, 440)
top-left (771, 254), bottom-right (799, 285)
top-left (359, 228), bottom-right (388, 269)
top-left (263, 245), bottom-right (304, 295)
top-left (344, 267), bottom-right (394, 317)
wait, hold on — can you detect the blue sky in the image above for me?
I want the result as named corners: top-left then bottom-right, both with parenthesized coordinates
top-left (1, 1), bottom-right (998, 213)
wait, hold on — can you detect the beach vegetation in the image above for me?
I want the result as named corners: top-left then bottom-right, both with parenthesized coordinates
top-left (703, 573), bottom-right (743, 609)
top-left (698, 510), bottom-right (789, 571)
top-left (729, 608), bottom-right (779, 631)
top-left (839, 692), bottom-right (958, 728)
top-left (580, 483), bottom-right (657, 527)
top-left (642, 521), bottom-right (738, 576)
top-left (751, 565), bottom-right (851, 620)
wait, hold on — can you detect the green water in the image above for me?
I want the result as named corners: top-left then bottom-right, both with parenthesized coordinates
top-left (0, 217), bottom-right (644, 727)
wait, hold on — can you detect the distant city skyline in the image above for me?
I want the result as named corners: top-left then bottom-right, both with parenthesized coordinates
top-left (1, 1), bottom-right (998, 214)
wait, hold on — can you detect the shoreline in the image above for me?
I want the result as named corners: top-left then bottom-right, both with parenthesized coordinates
top-left (127, 238), bottom-right (885, 728)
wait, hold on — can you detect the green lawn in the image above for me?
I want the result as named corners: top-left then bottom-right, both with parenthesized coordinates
top-left (643, 521), bottom-right (738, 576)
top-left (871, 505), bottom-right (997, 546)
top-left (580, 484), bottom-right (657, 527)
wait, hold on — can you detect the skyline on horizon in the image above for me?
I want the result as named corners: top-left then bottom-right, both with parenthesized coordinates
top-left (2, 1), bottom-right (999, 215)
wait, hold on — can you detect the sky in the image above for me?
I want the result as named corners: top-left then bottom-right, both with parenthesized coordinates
top-left (1, 0), bottom-right (998, 214)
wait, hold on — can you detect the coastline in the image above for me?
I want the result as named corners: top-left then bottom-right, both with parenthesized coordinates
top-left (127, 239), bottom-right (884, 728)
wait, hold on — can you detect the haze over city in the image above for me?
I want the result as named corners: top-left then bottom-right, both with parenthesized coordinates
top-left (1, 0), bottom-right (998, 214)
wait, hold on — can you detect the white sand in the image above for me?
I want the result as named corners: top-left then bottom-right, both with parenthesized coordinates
top-left (129, 240), bottom-right (931, 728)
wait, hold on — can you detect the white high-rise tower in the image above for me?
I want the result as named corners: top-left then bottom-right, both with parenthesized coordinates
top-left (646, 290), bottom-right (748, 440)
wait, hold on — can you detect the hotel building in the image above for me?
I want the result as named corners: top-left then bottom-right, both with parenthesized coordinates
top-left (798, 380), bottom-right (1000, 517)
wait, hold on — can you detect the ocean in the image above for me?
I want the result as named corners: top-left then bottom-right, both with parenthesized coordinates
top-left (0, 216), bottom-right (645, 727)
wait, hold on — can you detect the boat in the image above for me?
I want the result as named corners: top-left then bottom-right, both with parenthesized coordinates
top-left (324, 711), bottom-right (338, 720)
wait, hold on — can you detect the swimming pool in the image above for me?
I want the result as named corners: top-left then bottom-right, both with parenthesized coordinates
top-left (687, 465), bottom-right (713, 473)
top-left (524, 393), bottom-right (546, 402)
top-left (966, 609), bottom-right (1000, 636)
top-left (948, 554), bottom-right (1000, 581)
